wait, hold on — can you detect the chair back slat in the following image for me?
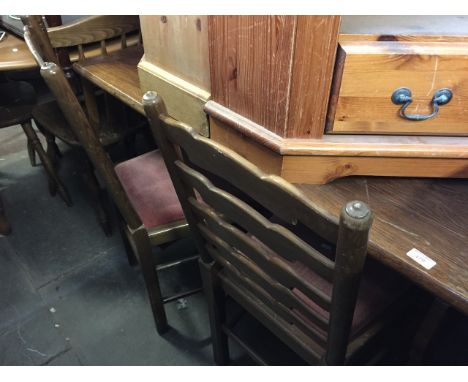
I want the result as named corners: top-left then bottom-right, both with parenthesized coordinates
top-left (163, 122), bottom-right (339, 244)
top-left (190, 197), bottom-right (332, 311)
top-left (210, 246), bottom-right (328, 349)
top-left (199, 224), bottom-right (330, 334)
top-left (143, 93), bottom-right (373, 365)
top-left (175, 160), bottom-right (335, 280)
top-left (220, 275), bottom-right (325, 363)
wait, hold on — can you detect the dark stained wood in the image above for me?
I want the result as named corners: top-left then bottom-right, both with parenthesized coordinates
top-left (44, 16), bottom-right (72, 71)
top-left (39, 63), bottom-right (142, 229)
top-left (143, 93), bottom-right (414, 365)
top-left (40, 62), bottom-right (195, 334)
top-left (73, 45), bottom-right (144, 114)
top-left (209, 16), bottom-right (297, 137)
top-left (0, 32), bottom-right (37, 71)
top-left (286, 16), bottom-right (341, 139)
top-left (23, 15), bottom-right (147, 234)
top-left (46, 16), bottom-right (139, 48)
top-left (297, 177), bottom-right (468, 315)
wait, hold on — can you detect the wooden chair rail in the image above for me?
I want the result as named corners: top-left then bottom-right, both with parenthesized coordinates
top-left (221, 273), bottom-right (325, 364)
top-left (218, 255), bottom-right (329, 349)
top-left (47, 15), bottom-right (140, 48)
top-left (175, 160), bottom-right (335, 280)
top-left (190, 198), bottom-right (332, 312)
top-left (161, 116), bottom-right (340, 244)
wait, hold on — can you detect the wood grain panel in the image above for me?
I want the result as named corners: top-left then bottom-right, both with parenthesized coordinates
top-left (331, 39), bottom-right (468, 135)
top-left (287, 16), bottom-right (341, 139)
top-left (209, 16), bottom-right (297, 137)
top-left (209, 116), bottom-right (283, 176)
top-left (139, 15), bottom-right (210, 91)
top-left (281, 156), bottom-right (468, 184)
top-left (205, 100), bottom-right (468, 158)
top-left (339, 33), bottom-right (468, 43)
top-left (297, 177), bottom-right (468, 315)
top-left (48, 15), bottom-right (140, 48)
top-left (73, 45), bottom-right (144, 114)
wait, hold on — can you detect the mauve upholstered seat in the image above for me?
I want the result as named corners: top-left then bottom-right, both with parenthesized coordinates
top-left (115, 150), bottom-right (185, 228)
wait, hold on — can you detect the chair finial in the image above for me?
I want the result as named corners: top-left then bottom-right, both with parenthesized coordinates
top-left (142, 91), bottom-right (159, 105)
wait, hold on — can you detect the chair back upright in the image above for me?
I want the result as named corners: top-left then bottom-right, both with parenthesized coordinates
top-left (22, 16), bottom-right (142, 230)
top-left (37, 61), bottom-right (142, 230)
top-left (143, 92), bottom-right (374, 365)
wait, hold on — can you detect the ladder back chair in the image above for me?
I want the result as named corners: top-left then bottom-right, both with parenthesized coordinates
top-left (142, 91), bottom-right (413, 365)
top-left (38, 60), bottom-right (199, 334)
top-left (22, 15), bottom-right (146, 235)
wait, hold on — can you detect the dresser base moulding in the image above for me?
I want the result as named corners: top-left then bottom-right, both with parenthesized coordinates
top-left (138, 56), bottom-right (210, 136)
top-left (207, 103), bottom-right (468, 185)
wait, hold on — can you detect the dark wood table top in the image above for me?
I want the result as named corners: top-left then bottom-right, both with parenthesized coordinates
top-left (297, 177), bottom-right (468, 315)
top-left (73, 45), bottom-right (144, 114)
top-left (0, 32), bottom-right (36, 72)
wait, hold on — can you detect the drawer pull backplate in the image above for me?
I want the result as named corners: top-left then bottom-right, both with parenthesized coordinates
top-left (391, 87), bottom-right (453, 121)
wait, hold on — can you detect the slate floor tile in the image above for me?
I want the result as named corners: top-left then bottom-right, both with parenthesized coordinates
top-left (0, 307), bottom-right (70, 366)
top-left (46, 348), bottom-right (83, 366)
top-left (2, 146), bottom-right (123, 289)
top-left (38, 248), bottom-right (213, 365)
top-left (0, 238), bottom-right (42, 333)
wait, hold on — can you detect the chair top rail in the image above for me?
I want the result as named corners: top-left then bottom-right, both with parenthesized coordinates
top-left (175, 160), bottom-right (335, 280)
top-left (47, 15), bottom-right (140, 48)
top-left (160, 115), bottom-right (340, 245)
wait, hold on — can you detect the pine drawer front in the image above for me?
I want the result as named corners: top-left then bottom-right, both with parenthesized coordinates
top-left (329, 39), bottom-right (468, 136)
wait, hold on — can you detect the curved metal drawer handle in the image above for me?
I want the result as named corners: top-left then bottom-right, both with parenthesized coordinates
top-left (391, 87), bottom-right (453, 121)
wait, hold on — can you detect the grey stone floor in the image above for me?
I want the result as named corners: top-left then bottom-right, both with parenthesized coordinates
top-left (0, 126), bottom-right (219, 365)
top-left (0, 125), bottom-right (466, 366)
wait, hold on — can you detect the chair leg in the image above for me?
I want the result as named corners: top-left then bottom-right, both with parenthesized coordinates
top-left (0, 194), bottom-right (11, 236)
top-left (199, 259), bottom-right (229, 365)
top-left (27, 138), bottom-right (37, 167)
top-left (45, 134), bottom-right (62, 163)
top-left (20, 121), bottom-right (72, 206)
top-left (133, 227), bottom-right (169, 334)
top-left (81, 159), bottom-right (112, 237)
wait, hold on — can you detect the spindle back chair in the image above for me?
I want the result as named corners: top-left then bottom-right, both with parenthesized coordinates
top-left (22, 15), bottom-right (146, 234)
top-left (143, 91), bottom-right (412, 365)
top-left (23, 16), bottom-right (141, 64)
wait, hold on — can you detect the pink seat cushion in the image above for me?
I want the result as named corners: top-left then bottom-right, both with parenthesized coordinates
top-left (115, 150), bottom-right (185, 228)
